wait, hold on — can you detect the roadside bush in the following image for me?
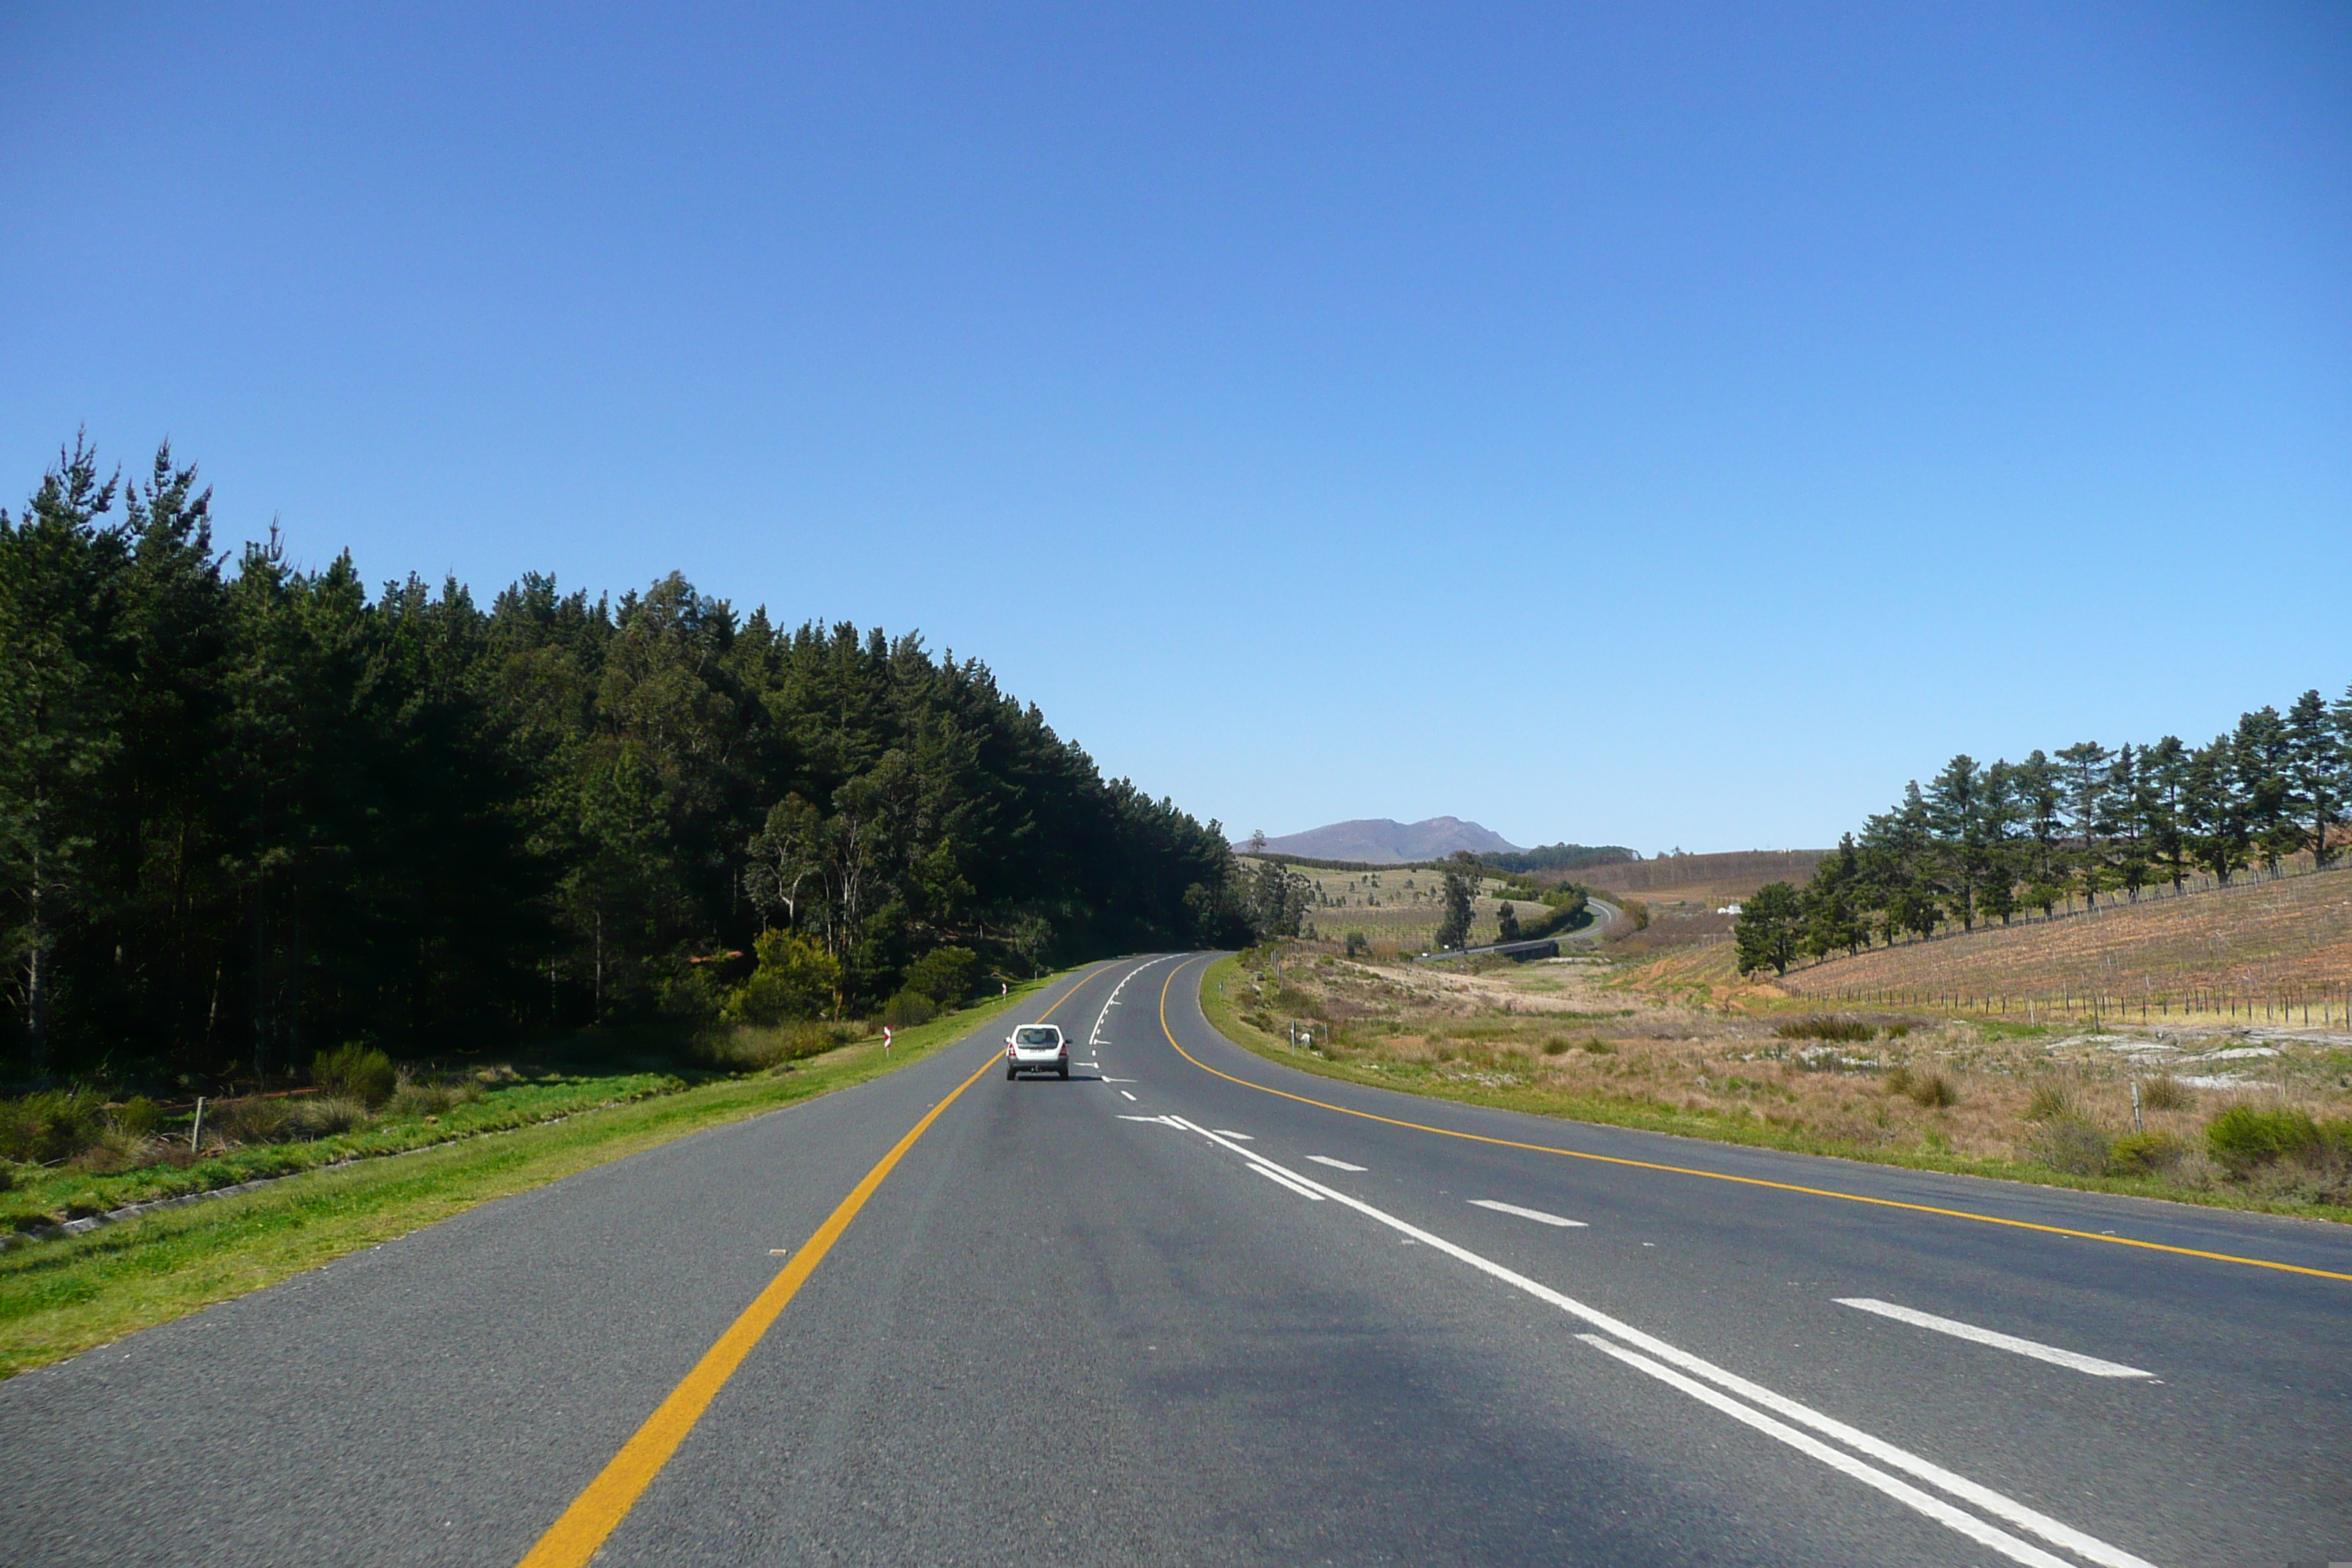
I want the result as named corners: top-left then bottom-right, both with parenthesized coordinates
top-left (216, 1096), bottom-right (295, 1145)
top-left (295, 1096), bottom-right (372, 1137)
top-left (901, 946), bottom-right (979, 1007)
top-left (883, 990), bottom-right (938, 1029)
top-left (1541, 1036), bottom-right (1574, 1056)
top-left (312, 1044), bottom-right (397, 1107)
top-left (1343, 930), bottom-right (1371, 959)
top-left (2023, 1082), bottom-right (2078, 1123)
top-left (2026, 1116), bottom-right (2111, 1175)
top-left (722, 932), bottom-right (841, 1026)
top-left (0, 1090), bottom-right (105, 1164)
top-left (108, 1097), bottom-right (162, 1139)
top-left (1776, 1016), bottom-right (1872, 1043)
top-left (2206, 1105), bottom-right (2324, 1175)
top-left (1905, 1071), bottom-right (1959, 1109)
top-left (1580, 1039), bottom-right (1617, 1055)
top-left (2139, 1075), bottom-right (2193, 1112)
top-left (2107, 1130), bottom-right (2186, 1176)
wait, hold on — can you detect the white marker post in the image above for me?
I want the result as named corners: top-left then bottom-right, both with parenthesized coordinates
top-left (882, 1026), bottom-right (893, 1055)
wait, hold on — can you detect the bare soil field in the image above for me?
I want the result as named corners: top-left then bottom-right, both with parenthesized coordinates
top-left (1782, 868), bottom-right (2352, 1022)
top-left (1207, 943), bottom-right (2352, 1221)
top-left (1567, 848), bottom-right (1828, 905)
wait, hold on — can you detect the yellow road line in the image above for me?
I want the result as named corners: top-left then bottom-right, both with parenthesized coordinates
top-left (1157, 957), bottom-right (2352, 1286)
top-left (516, 965), bottom-right (1109, 1568)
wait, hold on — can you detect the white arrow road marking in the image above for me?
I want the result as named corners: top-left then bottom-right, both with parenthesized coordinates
top-left (1305, 1156), bottom-right (1366, 1172)
top-left (1116, 1114), bottom-right (1182, 1126)
top-left (1157, 1115), bottom-right (2156, 1568)
top-left (1470, 1199), bottom-right (1587, 1228)
top-left (1836, 1299), bottom-right (2153, 1379)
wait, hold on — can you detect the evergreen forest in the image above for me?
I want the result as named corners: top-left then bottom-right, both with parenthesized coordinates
top-left (0, 439), bottom-right (1251, 1087)
top-left (1735, 693), bottom-right (2352, 976)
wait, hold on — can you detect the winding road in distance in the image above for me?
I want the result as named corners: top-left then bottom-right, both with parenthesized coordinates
top-left (5, 955), bottom-right (2348, 1566)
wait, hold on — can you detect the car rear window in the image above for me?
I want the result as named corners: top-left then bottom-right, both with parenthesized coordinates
top-left (1014, 1027), bottom-right (1058, 1046)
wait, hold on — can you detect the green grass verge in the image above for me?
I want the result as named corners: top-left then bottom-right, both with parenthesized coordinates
top-left (0, 968), bottom-right (1081, 1379)
top-left (2, 1071), bottom-right (687, 1233)
top-left (1196, 957), bottom-right (2352, 1227)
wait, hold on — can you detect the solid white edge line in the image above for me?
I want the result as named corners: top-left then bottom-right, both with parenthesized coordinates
top-left (1305, 1156), bottom-right (1367, 1172)
top-left (1469, 1199), bottom-right (1588, 1228)
top-left (1251, 1164), bottom-right (1327, 1200)
top-left (1836, 1299), bottom-right (2152, 1379)
top-left (1575, 1336), bottom-right (2075, 1568)
top-left (1157, 1115), bottom-right (2157, 1568)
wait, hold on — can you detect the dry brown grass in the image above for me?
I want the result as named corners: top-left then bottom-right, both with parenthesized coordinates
top-left (1784, 869), bottom-right (2352, 1021)
top-left (1209, 943), bottom-right (2352, 1217)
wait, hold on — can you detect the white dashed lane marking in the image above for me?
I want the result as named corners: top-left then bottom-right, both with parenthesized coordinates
top-left (1469, 1199), bottom-right (1588, 1228)
top-left (1305, 1156), bottom-right (1366, 1172)
top-left (1836, 1299), bottom-right (2153, 1379)
top-left (1120, 1090), bottom-right (1137, 1101)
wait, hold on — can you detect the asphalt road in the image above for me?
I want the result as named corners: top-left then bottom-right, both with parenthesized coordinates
top-left (4, 954), bottom-right (2348, 1566)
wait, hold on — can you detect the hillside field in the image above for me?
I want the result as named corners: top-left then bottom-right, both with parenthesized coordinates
top-left (1780, 867), bottom-right (2352, 1023)
top-left (1567, 848), bottom-right (1828, 905)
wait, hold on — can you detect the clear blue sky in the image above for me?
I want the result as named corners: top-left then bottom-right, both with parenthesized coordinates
top-left (4, 3), bottom-right (2347, 855)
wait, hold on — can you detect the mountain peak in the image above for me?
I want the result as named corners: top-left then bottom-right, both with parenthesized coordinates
top-left (1241, 817), bottom-right (1523, 864)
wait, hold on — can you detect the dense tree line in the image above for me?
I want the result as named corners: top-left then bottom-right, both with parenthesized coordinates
top-left (0, 439), bottom-right (1252, 1085)
top-left (1735, 687), bottom-right (2352, 976)
top-left (1477, 843), bottom-right (1635, 875)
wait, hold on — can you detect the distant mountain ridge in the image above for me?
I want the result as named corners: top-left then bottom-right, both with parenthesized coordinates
top-left (1243, 817), bottom-right (1522, 864)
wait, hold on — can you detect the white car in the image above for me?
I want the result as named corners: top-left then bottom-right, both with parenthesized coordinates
top-left (1004, 1023), bottom-right (1071, 1079)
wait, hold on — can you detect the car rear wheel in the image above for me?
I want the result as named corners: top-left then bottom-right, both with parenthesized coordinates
top-left (1005, 1062), bottom-right (1018, 1080)
top-left (1057, 1062), bottom-right (1069, 1079)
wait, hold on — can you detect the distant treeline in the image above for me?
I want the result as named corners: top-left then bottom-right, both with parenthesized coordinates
top-left (1735, 687), bottom-right (2352, 976)
top-left (0, 439), bottom-right (1254, 1085)
top-left (1477, 843), bottom-right (1637, 875)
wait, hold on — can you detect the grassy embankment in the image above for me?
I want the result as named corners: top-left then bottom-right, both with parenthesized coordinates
top-left (0, 970), bottom-right (1077, 1379)
top-left (1196, 949), bottom-right (2352, 1225)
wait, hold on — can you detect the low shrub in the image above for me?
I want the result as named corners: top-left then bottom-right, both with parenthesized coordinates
top-left (2206, 1105), bottom-right (2324, 1174)
top-left (1776, 1016), bottom-right (1873, 1043)
top-left (216, 1096), bottom-right (295, 1145)
top-left (1343, 930), bottom-right (1371, 959)
top-left (313, 1044), bottom-right (398, 1107)
top-left (697, 1020), bottom-right (856, 1071)
top-left (883, 990), bottom-right (938, 1029)
top-left (1541, 1036), bottom-right (1574, 1056)
top-left (0, 1090), bottom-right (105, 1164)
top-left (2138, 1075), bottom-right (2193, 1112)
top-left (2107, 1130), bottom-right (2186, 1176)
top-left (109, 1097), bottom-right (162, 1139)
top-left (1906, 1071), bottom-right (1959, 1109)
top-left (2023, 1082), bottom-right (2078, 1123)
top-left (1580, 1039), bottom-right (1617, 1055)
top-left (2026, 1116), bottom-right (2111, 1175)
top-left (295, 1096), bottom-right (372, 1137)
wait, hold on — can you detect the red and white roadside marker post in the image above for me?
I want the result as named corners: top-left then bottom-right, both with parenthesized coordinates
top-left (883, 1025), bottom-right (893, 1055)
